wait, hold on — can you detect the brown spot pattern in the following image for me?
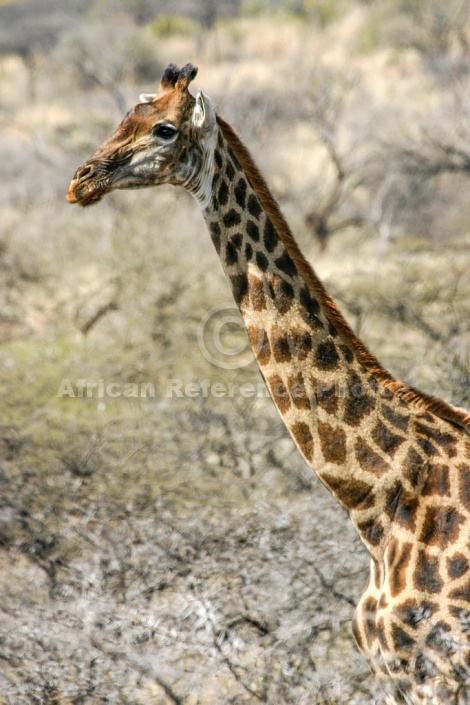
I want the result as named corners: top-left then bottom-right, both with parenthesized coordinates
top-left (323, 473), bottom-right (375, 510)
top-left (430, 429), bottom-right (458, 458)
top-left (315, 339), bottom-right (340, 371)
top-left (218, 179), bottom-right (229, 206)
top-left (268, 375), bottom-right (291, 413)
top-left (382, 404), bottom-right (409, 432)
top-left (234, 176), bottom-right (247, 207)
top-left (226, 159), bottom-right (235, 181)
top-left (299, 286), bottom-right (320, 315)
top-left (299, 287), bottom-right (323, 330)
top-left (230, 273), bottom-right (248, 305)
top-left (414, 550), bottom-right (443, 594)
top-left (450, 605), bottom-right (470, 625)
top-left (255, 250), bottom-right (269, 271)
top-left (391, 623), bottom-right (416, 651)
top-left (318, 421), bottom-right (347, 465)
top-left (248, 274), bottom-right (266, 311)
top-left (395, 598), bottom-right (438, 630)
top-left (384, 480), bottom-right (404, 519)
top-left (247, 193), bottom-right (261, 218)
top-left (416, 437), bottom-right (438, 457)
top-left (291, 327), bottom-right (313, 360)
top-left (355, 437), bottom-right (390, 475)
top-left (268, 274), bottom-right (294, 314)
top-left (419, 505), bottom-right (464, 549)
top-left (225, 241), bottom-right (238, 265)
top-left (447, 553), bottom-right (469, 579)
top-left (388, 538), bottom-right (412, 597)
top-left (395, 495), bottom-right (419, 532)
top-left (270, 326), bottom-right (292, 363)
top-left (422, 463), bottom-right (450, 497)
top-left (372, 420), bottom-right (405, 456)
top-left (275, 251), bottom-right (297, 277)
top-left (223, 208), bottom-right (241, 228)
top-left (263, 218), bottom-right (278, 252)
top-left (312, 378), bottom-right (339, 415)
top-left (403, 447), bottom-right (425, 488)
top-left (291, 421), bottom-right (314, 460)
top-left (287, 373), bottom-right (310, 410)
top-left (376, 616), bottom-right (387, 649)
top-left (247, 326), bottom-right (271, 366)
top-left (340, 344), bottom-right (354, 364)
top-left (384, 481), bottom-right (419, 531)
top-left (357, 517), bottom-right (385, 547)
top-left (246, 219), bottom-right (260, 241)
top-left (230, 233), bottom-right (243, 249)
top-left (361, 596), bottom-right (378, 649)
top-left (343, 375), bottom-right (375, 426)
top-left (373, 561), bottom-right (383, 589)
top-left (425, 621), bottom-right (453, 656)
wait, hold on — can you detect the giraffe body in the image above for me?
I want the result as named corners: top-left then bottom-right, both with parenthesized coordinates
top-left (67, 63), bottom-right (470, 704)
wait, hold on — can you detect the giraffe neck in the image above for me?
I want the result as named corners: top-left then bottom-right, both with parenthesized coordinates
top-left (193, 116), bottom-right (463, 559)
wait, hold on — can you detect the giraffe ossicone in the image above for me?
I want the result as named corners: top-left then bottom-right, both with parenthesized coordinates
top-left (68, 62), bottom-right (470, 704)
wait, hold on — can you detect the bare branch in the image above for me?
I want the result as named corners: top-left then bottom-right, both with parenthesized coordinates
top-left (91, 634), bottom-right (184, 705)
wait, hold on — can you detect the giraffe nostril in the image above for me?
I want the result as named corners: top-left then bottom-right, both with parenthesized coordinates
top-left (76, 164), bottom-right (95, 181)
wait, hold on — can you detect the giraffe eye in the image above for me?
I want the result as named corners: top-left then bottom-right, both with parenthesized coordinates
top-left (153, 124), bottom-right (177, 141)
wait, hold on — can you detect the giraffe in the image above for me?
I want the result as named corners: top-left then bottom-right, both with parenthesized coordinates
top-left (67, 63), bottom-right (470, 704)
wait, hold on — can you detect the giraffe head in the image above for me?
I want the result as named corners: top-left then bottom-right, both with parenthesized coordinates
top-left (67, 63), bottom-right (217, 207)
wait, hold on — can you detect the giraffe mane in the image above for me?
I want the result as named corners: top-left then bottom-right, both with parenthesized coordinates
top-left (216, 114), bottom-right (470, 435)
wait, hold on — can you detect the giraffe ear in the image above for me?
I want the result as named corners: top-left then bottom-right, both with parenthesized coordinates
top-left (139, 93), bottom-right (157, 103)
top-left (192, 91), bottom-right (216, 131)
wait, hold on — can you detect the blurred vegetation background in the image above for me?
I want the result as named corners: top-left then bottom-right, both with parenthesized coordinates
top-left (0, 0), bottom-right (469, 703)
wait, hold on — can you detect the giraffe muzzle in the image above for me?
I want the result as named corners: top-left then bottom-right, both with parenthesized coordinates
top-left (67, 163), bottom-right (107, 207)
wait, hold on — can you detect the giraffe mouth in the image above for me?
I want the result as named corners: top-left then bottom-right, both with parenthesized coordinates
top-left (66, 161), bottom-right (115, 207)
top-left (67, 181), bottom-right (108, 207)
top-left (67, 172), bottom-right (111, 207)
